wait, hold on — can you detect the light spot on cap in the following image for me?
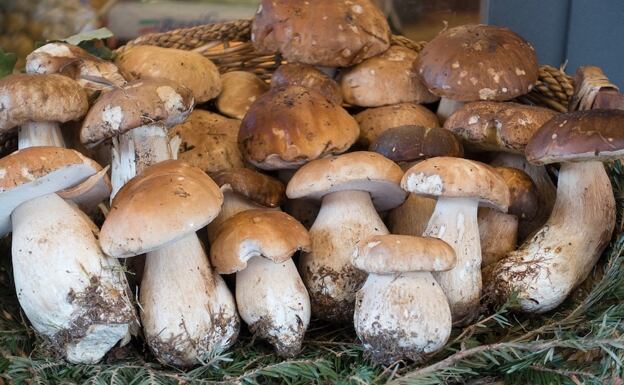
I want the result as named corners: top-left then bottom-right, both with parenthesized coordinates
top-left (515, 68), bottom-right (526, 76)
top-left (157, 86), bottom-right (186, 114)
top-left (551, 133), bottom-right (557, 139)
top-left (451, 61), bottom-right (460, 69)
top-left (352, 4), bottom-right (363, 13)
top-left (478, 88), bottom-right (497, 99)
top-left (406, 172), bottom-right (443, 195)
top-left (102, 105), bottom-right (123, 131)
top-left (0, 169), bottom-right (5, 179)
top-left (460, 70), bottom-right (468, 78)
top-left (248, 95), bottom-right (257, 102)
top-left (468, 115), bottom-right (479, 125)
top-left (35, 43), bottom-right (72, 58)
top-left (20, 167), bottom-right (34, 180)
top-left (366, 240), bottom-right (381, 249)
top-left (469, 77), bottom-right (478, 85)
top-left (256, 4), bottom-right (263, 13)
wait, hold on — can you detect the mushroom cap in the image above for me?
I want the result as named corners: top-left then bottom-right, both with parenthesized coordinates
top-left (494, 166), bottom-right (538, 220)
top-left (339, 45), bottom-right (438, 107)
top-left (252, 0), bottom-right (391, 67)
top-left (210, 209), bottom-right (311, 274)
top-left (115, 45), bottom-right (221, 103)
top-left (444, 101), bottom-right (557, 153)
top-left (286, 151), bottom-right (406, 210)
top-left (100, 160), bottom-right (223, 258)
top-left (355, 103), bottom-right (439, 147)
top-left (526, 109), bottom-right (624, 165)
top-left (352, 234), bottom-right (456, 274)
top-left (370, 125), bottom-right (463, 162)
top-left (217, 71), bottom-right (269, 120)
top-left (57, 166), bottom-right (112, 213)
top-left (80, 78), bottom-right (194, 147)
top-left (401, 156), bottom-right (510, 211)
top-left (238, 86), bottom-right (359, 170)
top-left (0, 147), bottom-right (102, 236)
top-left (169, 109), bottom-right (243, 174)
top-left (415, 24), bottom-right (539, 101)
top-left (271, 63), bottom-right (342, 105)
top-left (212, 168), bottom-right (285, 208)
top-left (0, 73), bottom-right (88, 134)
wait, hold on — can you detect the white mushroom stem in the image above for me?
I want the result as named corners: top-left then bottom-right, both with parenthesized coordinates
top-left (236, 256), bottom-right (310, 357)
top-left (423, 197), bottom-right (480, 324)
top-left (301, 190), bottom-right (388, 322)
top-left (487, 161), bottom-right (615, 313)
top-left (12, 193), bottom-right (136, 364)
top-left (18, 121), bottom-right (65, 149)
top-left (140, 234), bottom-right (239, 366)
top-left (354, 272), bottom-right (452, 364)
top-left (207, 190), bottom-right (268, 243)
top-left (436, 98), bottom-right (465, 123)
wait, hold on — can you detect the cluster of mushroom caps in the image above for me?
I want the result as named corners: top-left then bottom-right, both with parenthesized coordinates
top-left (0, 0), bottom-right (623, 367)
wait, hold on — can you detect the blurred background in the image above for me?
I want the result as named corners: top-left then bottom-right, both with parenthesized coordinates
top-left (1, 0), bottom-right (622, 86)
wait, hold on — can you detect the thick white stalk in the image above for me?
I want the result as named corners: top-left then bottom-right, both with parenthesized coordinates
top-left (207, 190), bottom-right (267, 243)
top-left (18, 121), bottom-right (65, 149)
top-left (436, 98), bottom-right (465, 123)
top-left (424, 197), bottom-right (480, 324)
top-left (301, 190), bottom-right (388, 322)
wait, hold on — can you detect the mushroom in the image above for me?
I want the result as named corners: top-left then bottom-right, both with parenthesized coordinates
top-left (217, 71), bottom-right (269, 120)
top-left (402, 157), bottom-right (510, 324)
top-left (486, 110), bottom-right (624, 313)
top-left (415, 25), bottom-right (539, 122)
top-left (57, 165), bottom-right (112, 218)
top-left (99, 160), bottom-right (239, 366)
top-left (352, 234), bottom-right (456, 363)
top-left (210, 210), bottom-right (311, 357)
top-left (271, 63), bottom-right (343, 105)
top-left (569, 66), bottom-right (620, 111)
top-left (339, 45), bottom-right (438, 107)
top-left (286, 151), bottom-right (406, 322)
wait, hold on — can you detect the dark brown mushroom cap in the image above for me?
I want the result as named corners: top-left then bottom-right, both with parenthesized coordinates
top-left (526, 109), bottom-right (624, 165)
top-left (271, 63), bottom-right (342, 105)
top-left (0, 73), bottom-right (88, 133)
top-left (444, 101), bottom-right (557, 153)
top-left (494, 167), bottom-right (538, 220)
top-left (370, 125), bottom-right (463, 162)
top-left (238, 86), bottom-right (359, 170)
top-left (416, 24), bottom-right (538, 101)
top-left (252, 0), bottom-right (391, 67)
top-left (212, 168), bottom-right (286, 208)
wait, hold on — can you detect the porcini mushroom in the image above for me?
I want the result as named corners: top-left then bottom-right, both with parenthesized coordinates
top-left (271, 63), bottom-right (342, 105)
top-left (217, 71), bottom-right (269, 120)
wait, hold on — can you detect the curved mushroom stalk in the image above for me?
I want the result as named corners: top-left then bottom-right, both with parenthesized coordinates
top-left (436, 98), bottom-right (465, 123)
top-left (140, 234), bottom-right (239, 366)
top-left (486, 161), bottom-right (615, 312)
top-left (18, 121), bottom-right (65, 148)
top-left (236, 256), bottom-right (310, 357)
top-left (12, 193), bottom-right (136, 364)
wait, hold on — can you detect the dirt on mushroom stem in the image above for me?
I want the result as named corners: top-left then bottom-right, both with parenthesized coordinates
top-left (248, 314), bottom-right (306, 358)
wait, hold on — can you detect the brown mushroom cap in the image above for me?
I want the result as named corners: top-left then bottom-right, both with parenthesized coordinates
top-left (416, 24), bottom-right (539, 101)
top-left (355, 103), bottom-right (439, 147)
top-left (286, 151), bottom-right (406, 210)
top-left (217, 71), bottom-right (269, 120)
top-left (169, 110), bottom-right (243, 174)
top-left (352, 234), bottom-right (456, 273)
top-left (115, 45), bottom-right (221, 103)
top-left (370, 125), bottom-right (463, 162)
top-left (444, 101), bottom-right (557, 153)
top-left (526, 109), bottom-right (624, 165)
top-left (271, 63), bottom-right (342, 105)
top-left (100, 160), bottom-right (223, 258)
top-left (494, 167), bottom-right (538, 220)
top-left (57, 166), bottom-right (112, 214)
top-left (0, 73), bottom-right (88, 134)
top-left (238, 86), bottom-right (359, 170)
top-left (210, 209), bottom-right (311, 274)
top-left (339, 45), bottom-right (438, 107)
top-left (80, 78), bottom-right (194, 147)
top-left (252, 0), bottom-right (391, 67)
top-left (212, 168), bottom-right (286, 208)
top-left (402, 156), bottom-right (510, 211)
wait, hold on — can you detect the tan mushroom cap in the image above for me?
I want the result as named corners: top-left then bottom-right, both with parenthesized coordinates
top-left (169, 110), bottom-right (242, 174)
top-left (339, 46), bottom-right (438, 107)
top-left (57, 166), bottom-right (112, 213)
top-left (444, 101), bottom-right (557, 153)
top-left (401, 157), bottom-right (510, 211)
top-left (238, 86), bottom-right (359, 170)
top-left (217, 71), bottom-right (269, 120)
top-left (252, 0), bottom-right (391, 67)
top-left (287, 151), bottom-right (406, 211)
top-left (352, 234), bottom-right (456, 274)
top-left (494, 167), bottom-right (538, 220)
top-left (526, 109), bottom-right (624, 165)
top-left (80, 78), bottom-right (194, 147)
top-left (100, 160), bottom-right (223, 258)
top-left (212, 168), bottom-right (285, 208)
top-left (0, 147), bottom-right (102, 236)
top-left (210, 209), bottom-right (311, 274)
top-left (370, 125), bottom-right (463, 163)
top-left (0, 73), bottom-right (88, 134)
top-left (416, 24), bottom-right (539, 101)
top-left (115, 45), bottom-right (221, 103)
top-left (271, 63), bottom-right (342, 105)
top-left (355, 103), bottom-right (439, 147)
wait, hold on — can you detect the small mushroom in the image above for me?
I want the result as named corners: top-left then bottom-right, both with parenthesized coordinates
top-left (217, 71), bottom-right (269, 120)
top-left (353, 234), bottom-right (455, 363)
top-left (271, 63), bottom-right (342, 105)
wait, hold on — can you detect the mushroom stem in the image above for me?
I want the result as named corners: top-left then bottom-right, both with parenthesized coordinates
top-left (140, 233), bottom-right (239, 366)
top-left (424, 197), bottom-right (480, 324)
top-left (18, 121), bottom-right (65, 149)
top-left (486, 161), bottom-right (615, 312)
top-left (436, 98), bottom-right (465, 123)
top-left (207, 190), bottom-right (267, 243)
top-left (301, 190), bottom-right (388, 322)
top-left (236, 256), bottom-right (310, 357)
